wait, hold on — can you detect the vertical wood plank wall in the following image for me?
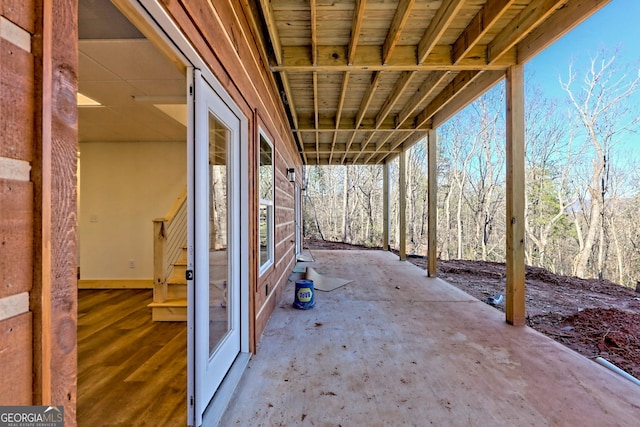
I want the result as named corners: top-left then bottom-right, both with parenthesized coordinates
top-left (0, 0), bottom-right (78, 424)
top-left (162, 0), bottom-right (302, 349)
top-left (0, 0), bottom-right (37, 407)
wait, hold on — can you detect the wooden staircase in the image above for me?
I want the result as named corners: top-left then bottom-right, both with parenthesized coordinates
top-left (148, 247), bottom-right (187, 321)
top-left (148, 189), bottom-right (188, 321)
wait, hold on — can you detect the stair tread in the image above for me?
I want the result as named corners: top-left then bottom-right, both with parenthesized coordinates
top-left (167, 275), bottom-right (187, 286)
top-left (148, 298), bottom-right (187, 308)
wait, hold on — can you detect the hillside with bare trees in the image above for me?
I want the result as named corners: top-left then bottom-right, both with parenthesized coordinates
top-left (303, 50), bottom-right (640, 289)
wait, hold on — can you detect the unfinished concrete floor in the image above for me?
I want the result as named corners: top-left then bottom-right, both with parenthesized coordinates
top-left (220, 250), bottom-right (640, 426)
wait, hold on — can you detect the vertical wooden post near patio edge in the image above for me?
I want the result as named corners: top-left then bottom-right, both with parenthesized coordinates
top-left (505, 64), bottom-right (526, 326)
top-left (382, 162), bottom-right (389, 251)
top-left (427, 129), bottom-right (437, 277)
top-left (399, 150), bottom-right (406, 260)
top-left (32, 0), bottom-right (78, 422)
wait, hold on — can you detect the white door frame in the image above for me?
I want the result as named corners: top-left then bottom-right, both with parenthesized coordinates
top-left (123, 2), bottom-right (250, 425)
top-left (193, 68), bottom-right (242, 422)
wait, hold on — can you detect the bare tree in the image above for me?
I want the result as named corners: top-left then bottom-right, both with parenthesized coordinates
top-left (560, 50), bottom-right (640, 278)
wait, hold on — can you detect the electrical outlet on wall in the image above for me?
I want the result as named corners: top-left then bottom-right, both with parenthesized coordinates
top-left (129, 259), bottom-right (135, 269)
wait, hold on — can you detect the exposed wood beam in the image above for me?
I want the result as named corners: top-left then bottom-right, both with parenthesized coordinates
top-left (363, 132), bottom-right (395, 163)
top-left (347, 0), bottom-right (367, 65)
top-left (382, 0), bottom-right (416, 65)
top-left (355, 71), bottom-right (384, 129)
top-left (431, 70), bottom-right (504, 128)
top-left (382, 162), bottom-right (390, 250)
top-left (330, 71), bottom-right (350, 164)
top-left (393, 130), bottom-right (427, 153)
top-left (342, 131), bottom-right (358, 164)
top-left (505, 64), bottom-right (526, 326)
top-left (452, 0), bottom-right (516, 64)
top-left (279, 71), bottom-right (307, 163)
top-left (310, 0), bottom-right (317, 65)
top-left (313, 71), bottom-right (319, 163)
top-left (351, 132), bottom-right (377, 163)
top-left (518, 0), bottom-right (612, 64)
top-left (427, 128), bottom-right (437, 277)
top-left (296, 120), bottom-right (421, 132)
top-left (303, 142), bottom-right (400, 156)
top-left (414, 70), bottom-right (482, 129)
top-left (341, 71), bottom-right (383, 163)
top-left (274, 45), bottom-right (515, 72)
top-left (313, 71), bottom-right (319, 131)
top-left (376, 71), bottom-right (416, 129)
top-left (417, 0), bottom-right (466, 65)
top-left (399, 149), bottom-right (407, 260)
top-left (258, 0), bottom-right (283, 65)
top-left (395, 71), bottom-right (449, 128)
top-left (488, 0), bottom-right (567, 64)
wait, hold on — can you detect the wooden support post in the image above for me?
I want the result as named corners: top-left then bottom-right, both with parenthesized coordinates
top-left (399, 150), bottom-right (407, 260)
top-left (382, 162), bottom-right (390, 251)
top-left (505, 64), bottom-right (526, 326)
top-left (427, 129), bottom-right (437, 277)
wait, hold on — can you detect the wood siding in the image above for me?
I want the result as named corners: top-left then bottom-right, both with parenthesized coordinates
top-left (0, 0), bottom-right (78, 424)
top-left (161, 0), bottom-right (302, 348)
top-left (0, 0), bottom-right (35, 408)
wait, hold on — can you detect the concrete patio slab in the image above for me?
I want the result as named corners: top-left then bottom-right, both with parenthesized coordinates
top-left (220, 250), bottom-right (640, 426)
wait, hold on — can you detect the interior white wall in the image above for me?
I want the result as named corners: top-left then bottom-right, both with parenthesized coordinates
top-left (79, 141), bottom-right (186, 280)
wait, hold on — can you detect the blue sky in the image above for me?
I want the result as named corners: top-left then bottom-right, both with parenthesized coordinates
top-left (527, 0), bottom-right (640, 95)
top-left (525, 0), bottom-right (640, 154)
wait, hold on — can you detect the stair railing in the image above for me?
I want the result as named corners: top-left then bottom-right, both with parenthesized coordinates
top-left (153, 188), bottom-right (187, 303)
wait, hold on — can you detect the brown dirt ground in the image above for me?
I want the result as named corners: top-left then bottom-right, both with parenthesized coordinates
top-left (304, 239), bottom-right (640, 379)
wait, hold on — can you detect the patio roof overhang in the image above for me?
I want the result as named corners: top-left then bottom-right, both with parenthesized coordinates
top-left (254, 0), bottom-right (611, 166)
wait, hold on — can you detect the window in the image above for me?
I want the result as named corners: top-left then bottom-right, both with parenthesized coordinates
top-left (258, 132), bottom-right (274, 273)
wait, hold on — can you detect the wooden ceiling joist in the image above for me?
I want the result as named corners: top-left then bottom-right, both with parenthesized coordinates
top-left (347, 0), bottom-right (367, 65)
top-left (382, 0), bottom-right (416, 65)
top-left (414, 70), bottom-right (482, 129)
top-left (329, 71), bottom-right (350, 164)
top-left (417, 0), bottom-right (466, 65)
top-left (375, 71), bottom-right (416, 129)
top-left (452, 0), bottom-right (516, 64)
top-left (488, 0), bottom-right (568, 64)
top-left (256, 0), bottom-right (612, 165)
top-left (274, 45), bottom-right (515, 72)
top-left (310, 0), bottom-right (317, 66)
top-left (517, 0), bottom-right (611, 64)
top-left (258, 0), bottom-right (283, 65)
top-left (395, 71), bottom-right (449, 128)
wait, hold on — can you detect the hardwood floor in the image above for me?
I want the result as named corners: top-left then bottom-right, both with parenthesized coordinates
top-left (78, 289), bottom-right (186, 426)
